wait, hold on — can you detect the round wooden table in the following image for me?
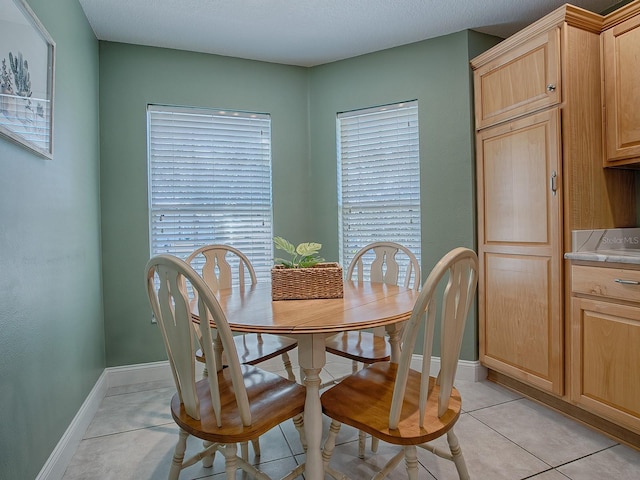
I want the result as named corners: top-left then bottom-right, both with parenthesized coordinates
top-left (208, 280), bottom-right (419, 480)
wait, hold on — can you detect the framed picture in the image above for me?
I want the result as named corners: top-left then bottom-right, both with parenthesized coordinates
top-left (0, 0), bottom-right (55, 159)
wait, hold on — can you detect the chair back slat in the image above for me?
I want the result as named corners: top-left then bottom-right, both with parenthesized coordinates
top-left (151, 263), bottom-right (200, 419)
top-left (346, 241), bottom-right (420, 291)
top-left (388, 247), bottom-right (478, 429)
top-left (146, 254), bottom-right (253, 427)
top-left (347, 242), bottom-right (421, 337)
top-left (186, 244), bottom-right (257, 291)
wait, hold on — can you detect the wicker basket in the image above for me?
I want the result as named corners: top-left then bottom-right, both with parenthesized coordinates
top-left (271, 262), bottom-right (344, 300)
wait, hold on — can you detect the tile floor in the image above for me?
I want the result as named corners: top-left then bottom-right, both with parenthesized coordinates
top-left (62, 351), bottom-right (640, 479)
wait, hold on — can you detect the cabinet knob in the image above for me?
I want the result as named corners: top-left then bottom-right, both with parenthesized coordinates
top-left (614, 278), bottom-right (640, 285)
top-left (546, 84), bottom-right (556, 92)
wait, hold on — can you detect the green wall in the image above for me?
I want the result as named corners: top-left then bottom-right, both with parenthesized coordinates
top-left (307, 30), bottom-right (500, 358)
top-left (0, 3), bottom-right (501, 474)
top-left (99, 32), bottom-right (501, 368)
top-left (99, 43), bottom-right (312, 366)
top-left (0, 1), bottom-right (103, 478)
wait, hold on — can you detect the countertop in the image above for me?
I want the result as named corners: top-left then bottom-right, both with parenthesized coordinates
top-left (564, 228), bottom-right (640, 265)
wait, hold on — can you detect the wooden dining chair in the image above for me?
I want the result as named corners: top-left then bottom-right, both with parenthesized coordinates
top-left (325, 241), bottom-right (420, 457)
top-left (321, 247), bottom-right (478, 480)
top-left (186, 244), bottom-right (299, 459)
top-left (326, 241), bottom-right (421, 368)
top-left (186, 245), bottom-right (297, 382)
top-left (145, 254), bottom-right (306, 480)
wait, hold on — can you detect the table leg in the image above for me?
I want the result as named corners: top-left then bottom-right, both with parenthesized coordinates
top-left (296, 334), bottom-right (327, 480)
top-left (386, 322), bottom-right (404, 363)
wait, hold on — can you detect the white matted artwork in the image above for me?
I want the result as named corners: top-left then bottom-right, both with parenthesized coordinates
top-left (0, 0), bottom-right (55, 159)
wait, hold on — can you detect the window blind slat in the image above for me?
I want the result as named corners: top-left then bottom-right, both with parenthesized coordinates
top-left (147, 104), bottom-right (274, 281)
top-left (337, 101), bottom-right (421, 278)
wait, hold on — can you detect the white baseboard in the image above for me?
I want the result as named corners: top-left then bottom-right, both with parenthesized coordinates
top-left (35, 361), bottom-right (174, 480)
top-left (416, 354), bottom-right (488, 383)
top-left (36, 356), bottom-right (484, 479)
top-left (106, 360), bottom-right (173, 388)
top-left (35, 370), bottom-right (109, 480)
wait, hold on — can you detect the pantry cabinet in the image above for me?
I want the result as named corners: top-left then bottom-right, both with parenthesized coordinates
top-left (472, 5), bottom-right (636, 397)
top-left (476, 108), bottom-right (563, 394)
top-left (570, 264), bottom-right (640, 434)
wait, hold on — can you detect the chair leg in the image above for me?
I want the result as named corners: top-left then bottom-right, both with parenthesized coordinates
top-left (404, 445), bottom-right (419, 480)
top-left (240, 441), bottom-right (249, 461)
top-left (322, 420), bottom-right (341, 470)
top-left (222, 443), bottom-right (238, 480)
top-left (358, 430), bottom-right (366, 459)
top-left (371, 436), bottom-right (379, 453)
top-left (447, 430), bottom-right (470, 480)
top-left (351, 360), bottom-right (358, 374)
top-left (169, 429), bottom-right (188, 480)
top-left (281, 351), bottom-right (296, 381)
top-left (251, 438), bottom-right (261, 457)
top-left (372, 449), bottom-right (404, 480)
top-left (292, 413), bottom-right (306, 451)
top-left (202, 440), bottom-right (215, 468)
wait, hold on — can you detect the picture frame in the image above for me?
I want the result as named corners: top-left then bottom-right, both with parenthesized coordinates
top-left (0, 0), bottom-right (55, 159)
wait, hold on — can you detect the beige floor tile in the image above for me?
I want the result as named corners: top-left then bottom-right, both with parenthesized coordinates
top-left (454, 378), bottom-right (522, 412)
top-left (557, 444), bottom-right (640, 480)
top-left (470, 398), bottom-right (618, 466)
top-left (528, 470), bottom-right (571, 479)
top-left (417, 413), bottom-right (550, 480)
top-left (84, 386), bottom-right (174, 438)
top-left (65, 354), bottom-right (640, 480)
top-left (323, 439), bottom-right (437, 479)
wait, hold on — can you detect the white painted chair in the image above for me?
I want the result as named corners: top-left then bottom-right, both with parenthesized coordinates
top-left (320, 247), bottom-right (478, 480)
top-left (186, 245), bottom-right (298, 460)
top-left (325, 241), bottom-right (420, 456)
top-left (145, 254), bottom-right (306, 480)
top-left (186, 245), bottom-right (297, 382)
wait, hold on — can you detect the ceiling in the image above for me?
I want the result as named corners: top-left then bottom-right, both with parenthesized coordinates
top-left (77, 0), bottom-right (622, 67)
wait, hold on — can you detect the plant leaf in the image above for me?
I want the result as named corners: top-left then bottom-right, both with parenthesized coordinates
top-left (274, 257), bottom-right (294, 268)
top-left (299, 258), bottom-right (323, 268)
top-left (274, 236), bottom-right (296, 255)
top-left (296, 242), bottom-right (322, 256)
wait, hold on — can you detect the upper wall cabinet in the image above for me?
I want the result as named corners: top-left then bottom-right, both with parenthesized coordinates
top-left (602, 4), bottom-right (640, 167)
top-left (473, 28), bottom-right (560, 129)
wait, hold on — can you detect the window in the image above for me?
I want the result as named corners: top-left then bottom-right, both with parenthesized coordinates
top-left (147, 105), bottom-right (273, 281)
top-left (337, 101), bottom-right (421, 276)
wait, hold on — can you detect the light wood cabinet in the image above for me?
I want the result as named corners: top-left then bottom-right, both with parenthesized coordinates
top-left (473, 28), bottom-right (560, 129)
top-left (602, 3), bottom-right (640, 166)
top-left (472, 5), bottom-right (636, 397)
top-left (570, 264), bottom-right (640, 434)
top-left (476, 108), bottom-right (564, 394)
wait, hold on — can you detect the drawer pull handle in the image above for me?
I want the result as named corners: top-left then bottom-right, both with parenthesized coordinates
top-left (614, 278), bottom-right (640, 285)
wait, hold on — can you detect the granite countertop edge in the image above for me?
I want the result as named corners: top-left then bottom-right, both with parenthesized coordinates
top-left (564, 251), bottom-right (640, 265)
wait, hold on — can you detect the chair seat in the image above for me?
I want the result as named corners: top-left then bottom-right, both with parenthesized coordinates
top-left (320, 362), bottom-right (461, 445)
top-left (172, 364), bottom-right (305, 444)
top-left (196, 333), bottom-right (297, 366)
top-left (325, 331), bottom-right (390, 364)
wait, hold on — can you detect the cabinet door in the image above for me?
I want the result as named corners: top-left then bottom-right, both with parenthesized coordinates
top-left (571, 297), bottom-right (640, 433)
top-left (474, 28), bottom-right (560, 129)
top-left (477, 108), bottom-right (564, 395)
top-left (603, 14), bottom-right (640, 165)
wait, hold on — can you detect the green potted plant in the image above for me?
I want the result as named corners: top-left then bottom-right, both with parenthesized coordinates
top-left (273, 236), bottom-right (324, 268)
top-left (271, 236), bottom-right (343, 300)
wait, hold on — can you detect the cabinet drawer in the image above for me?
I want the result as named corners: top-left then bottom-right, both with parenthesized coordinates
top-left (572, 265), bottom-right (640, 303)
top-left (473, 28), bottom-right (561, 129)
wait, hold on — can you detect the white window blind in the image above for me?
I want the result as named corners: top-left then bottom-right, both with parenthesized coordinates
top-left (147, 104), bottom-right (273, 281)
top-left (337, 101), bottom-right (421, 277)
